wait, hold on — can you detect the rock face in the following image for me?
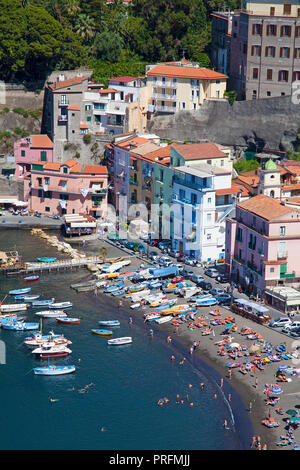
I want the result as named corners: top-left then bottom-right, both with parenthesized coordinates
top-left (147, 96), bottom-right (300, 152)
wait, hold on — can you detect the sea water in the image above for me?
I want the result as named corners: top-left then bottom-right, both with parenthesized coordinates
top-left (0, 230), bottom-right (248, 450)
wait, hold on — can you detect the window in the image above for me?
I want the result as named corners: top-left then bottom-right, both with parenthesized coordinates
top-left (280, 47), bottom-right (290, 58)
top-left (207, 213), bottom-right (212, 223)
top-left (45, 206), bottom-right (50, 212)
top-left (251, 45), bottom-right (261, 56)
top-left (221, 159), bottom-right (224, 166)
top-left (280, 226), bottom-right (286, 236)
top-left (243, 43), bottom-right (247, 54)
top-left (21, 150), bottom-right (25, 157)
top-left (267, 69), bottom-right (273, 80)
top-left (270, 7), bottom-right (275, 16)
top-left (295, 48), bottom-right (300, 59)
top-left (40, 151), bottom-right (47, 161)
top-left (87, 116), bottom-right (91, 122)
top-left (59, 193), bottom-right (69, 200)
top-left (94, 103), bottom-right (105, 110)
top-left (281, 25), bottom-right (291, 37)
top-left (61, 180), bottom-right (67, 189)
top-left (253, 68), bottom-right (258, 79)
top-left (252, 24), bottom-right (262, 35)
top-left (45, 177), bottom-right (50, 185)
top-left (85, 104), bottom-right (92, 111)
top-left (265, 46), bottom-right (276, 57)
top-left (278, 70), bottom-right (289, 82)
top-left (293, 71), bottom-right (300, 81)
top-left (182, 102), bottom-right (186, 109)
top-left (298, 8), bottom-right (300, 17)
top-left (44, 191), bottom-right (52, 199)
top-left (38, 189), bottom-right (43, 198)
top-left (191, 79), bottom-right (195, 86)
top-left (207, 233), bottom-right (211, 240)
top-left (296, 26), bottom-right (300, 37)
top-left (267, 24), bottom-right (277, 36)
top-left (267, 91), bottom-right (271, 96)
top-left (283, 4), bottom-right (291, 15)
top-left (191, 193), bottom-right (197, 205)
top-left (208, 197), bottom-right (212, 204)
top-left (63, 167), bottom-right (68, 174)
top-left (270, 267), bottom-right (274, 273)
top-left (207, 159), bottom-right (212, 165)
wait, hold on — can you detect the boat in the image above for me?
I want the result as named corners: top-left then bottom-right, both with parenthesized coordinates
top-left (153, 300), bottom-right (178, 312)
top-left (2, 321), bottom-right (39, 331)
top-left (24, 332), bottom-right (71, 348)
top-left (56, 317), bottom-right (80, 325)
top-left (130, 302), bottom-right (142, 310)
top-left (0, 303), bottom-right (28, 313)
top-left (15, 294), bottom-right (40, 301)
top-left (98, 320), bottom-right (120, 327)
top-left (131, 289), bottom-right (150, 303)
top-left (34, 365), bottom-right (76, 376)
top-left (36, 257), bottom-right (57, 263)
top-left (195, 297), bottom-right (218, 307)
top-left (111, 289), bottom-right (126, 297)
top-left (144, 313), bottom-right (161, 322)
top-left (155, 315), bottom-right (173, 324)
top-left (91, 329), bottom-right (113, 336)
top-left (107, 337), bottom-right (132, 346)
top-left (49, 302), bottom-right (72, 309)
top-left (32, 343), bottom-right (72, 358)
top-left (104, 282), bottom-right (125, 293)
top-left (34, 310), bottom-right (66, 318)
top-left (0, 315), bottom-right (25, 323)
top-left (32, 299), bottom-right (55, 307)
top-left (24, 275), bottom-right (39, 282)
top-left (9, 288), bottom-right (31, 295)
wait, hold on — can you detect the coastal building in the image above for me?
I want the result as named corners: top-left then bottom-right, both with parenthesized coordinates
top-left (14, 135), bottom-right (54, 180)
top-left (225, 194), bottom-right (300, 298)
top-left (210, 11), bottom-right (233, 75)
top-left (26, 159), bottom-right (108, 218)
top-left (170, 142), bottom-right (234, 172)
top-left (146, 62), bottom-right (228, 114)
top-left (229, 0), bottom-right (300, 100)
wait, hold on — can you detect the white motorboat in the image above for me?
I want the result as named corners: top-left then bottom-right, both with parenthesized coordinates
top-left (34, 310), bottom-right (66, 318)
top-left (24, 333), bottom-right (71, 348)
top-left (34, 365), bottom-right (76, 375)
top-left (49, 302), bottom-right (72, 309)
top-left (32, 343), bottom-right (72, 358)
top-left (107, 337), bottom-right (132, 346)
top-left (0, 303), bottom-right (28, 313)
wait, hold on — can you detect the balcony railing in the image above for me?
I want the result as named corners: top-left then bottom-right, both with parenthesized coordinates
top-left (153, 93), bottom-right (177, 101)
top-left (155, 105), bottom-right (176, 113)
top-left (233, 255), bottom-right (245, 264)
top-left (277, 252), bottom-right (288, 260)
top-left (153, 80), bottom-right (177, 88)
top-left (58, 100), bottom-right (69, 107)
top-left (247, 261), bottom-right (262, 275)
top-left (280, 272), bottom-right (295, 279)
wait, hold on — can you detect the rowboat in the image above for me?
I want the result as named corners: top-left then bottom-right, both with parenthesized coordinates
top-left (0, 303), bottom-right (28, 313)
top-left (2, 321), bottom-right (39, 331)
top-left (104, 282), bottom-right (124, 293)
top-left (130, 302), bottom-right (141, 310)
top-left (144, 313), bottom-right (161, 322)
top-left (155, 315), bottom-right (173, 324)
top-left (15, 294), bottom-right (40, 301)
top-left (32, 299), bottom-right (55, 307)
top-left (34, 365), bottom-right (76, 376)
top-left (9, 288), bottom-right (31, 295)
top-left (91, 329), bottom-right (113, 336)
top-left (24, 275), bottom-right (39, 282)
top-left (107, 337), bottom-right (132, 346)
top-left (98, 320), bottom-right (120, 327)
top-left (32, 343), bottom-right (72, 358)
top-left (49, 302), bottom-right (72, 309)
top-left (36, 257), bottom-right (57, 263)
top-left (0, 315), bottom-right (25, 323)
top-left (111, 289), bottom-right (126, 296)
top-left (56, 317), bottom-right (80, 325)
top-left (34, 310), bottom-right (66, 318)
top-left (195, 297), bottom-right (218, 307)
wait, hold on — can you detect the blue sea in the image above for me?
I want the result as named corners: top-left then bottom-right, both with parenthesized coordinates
top-left (0, 230), bottom-right (251, 450)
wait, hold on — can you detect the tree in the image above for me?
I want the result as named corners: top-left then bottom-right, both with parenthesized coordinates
top-left (74, 13), bottom-right (96, 43)
top-left (93, 31), bottom-right (123, 63)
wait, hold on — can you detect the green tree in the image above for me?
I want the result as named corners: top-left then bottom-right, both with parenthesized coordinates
top-left (74, 13), bottom-right (96, 43)
top-left (93, 31), bottom-right (123, 63)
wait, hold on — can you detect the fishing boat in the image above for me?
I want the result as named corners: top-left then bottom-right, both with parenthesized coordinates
top-left (111, 289), bottom-right (126, 297)
top-left (24, 275), bottom-right (39, 282)
top-left (0, 315), bottom-right (25, 323)
top-left (153, 300), bottom-right (178, 312)
top-left (131, 289), bottom-right (150, 303)
top-left (98, 320), bottom-right (120, 327)
top-left (130, 302), bottom-right (142, 309)
top-left (34, 365), bottom-right (76, 376)
top-left (36, 257), bottom-right (57, 263)
top-left (32, 343), bottom-right (72, 358)
top-left (15, 294), bottom-right (40, 301)
top-left (32, 299), bottom-right (55, 307)
top-left (49, 302), bottom-right (72, 309)
top-left (91, 329), bottom-right (113, 336)
top-left (34, 310), bottom-right (66, 318)
top-left (9, 288), bottom-right (31, 295)
top-left (195, 297), bottom-right (218, 307)
top-left (0, 303), bottom-right (28, 313)
top-left (107, 337), bottom-right (132, 346)
top-left (24, 332), bottom-right (71, 348)
top-left (2, 321), bottom-right (39, 331)
top-left (155, 315), bottom-right (173, 324)
top-left (104, 282), bottom-right (124, 293)
top-left (56, 317), bottom-right (80, 325)
top-left (144, 313), bottom-right (161, 322)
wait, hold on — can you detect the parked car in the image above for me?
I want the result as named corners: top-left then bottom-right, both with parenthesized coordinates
top-left (184, 257), bottom-right (197, 266)
top-left (282, 321), bottom-right (300, 333)
top-left (168, 249), bottom-right (180, 258)
top-left (124, 241), bottom-right (135, 250)
top-left (204, 268), bottom-right (219, 278)
top-left (133, 242), bottom-right (146, 253)
top-left (159, 256), bottom-right (172, 267)
top-left (171, 276), bottom-right (184, 284)
top-left (210, 288), bottom-right (225, 297)
top-left (158, 240), bottom-right (171, 250)
top-left (269, 317), bottom-right (292, 328)
top-left (216, 293), bottom-right (232, 305)
top-left (177, 254), bottom-right (186, 262)
top-left (290, 327), bottom-right (300, 337)
top-left (175, 264), bottom-right (184, 273)
top-left (216, 274), bottom-right (230, 283)
top-left (150, 239), bottom-right (160, 247)
top-left (191, 274), bottom-right (205, 284)
top-left (197, 281), bottom-right (212, 291)
top-left (182, 268), bottom-right (194, 279)
top-left (148, 251), bottom-right (160, 262)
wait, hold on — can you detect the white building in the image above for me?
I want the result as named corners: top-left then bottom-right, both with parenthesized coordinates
top-left (171, 163), bottom-right (238, 262)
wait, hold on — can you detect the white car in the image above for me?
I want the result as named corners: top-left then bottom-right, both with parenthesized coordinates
top-left (159, 256), bottom-right (172, 267)
top-left (204, 268), bottom-right (219, 278)
top-left (282, 321), bottom-right (300, 333)
top-left (270, 317), bottom-right (291, 328)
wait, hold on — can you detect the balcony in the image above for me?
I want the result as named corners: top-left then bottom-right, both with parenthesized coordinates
top-left (173, 176), bottom-right (211, 191)
top-left (277, 252), bottom-right (288, 260)
top-left (58, 100), bottom-right (69, 107)
top-left (153, 80), bottom-right (177, 88)
top-left (172, 194), bottom-right (197, 206)
top-left (280, 272), bottom-right (295, 279)
top-left (155, 105), bottom-right (176, 113)
top-left (247, 261), bottom-right (262, 275)
top-left (153, 92), bottom-right (177, 101)
top-left (129, 178), bottom-right (138, 186)
top-left (58, 115), bottom-right (68, 122)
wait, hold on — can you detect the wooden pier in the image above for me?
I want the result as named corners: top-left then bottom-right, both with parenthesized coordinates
top-left (1, 256), bottom-right (104, 277)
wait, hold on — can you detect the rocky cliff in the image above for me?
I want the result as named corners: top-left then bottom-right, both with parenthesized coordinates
top-left (147, 95), bottom-right (300, 152)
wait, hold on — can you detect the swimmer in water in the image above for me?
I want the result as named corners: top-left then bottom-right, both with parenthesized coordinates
top-left (223, 419), bottom-right (229, 429)
top-left (100, 427), bottom-right (105, 432)
top-left (171, 355), bottom-right (175, 361)
top-left (190, 402), bottom-right (194, 407)
top-left (49, 398), bottom-right (59, 402)
top-left (188, 383), bottom-right (192, 389)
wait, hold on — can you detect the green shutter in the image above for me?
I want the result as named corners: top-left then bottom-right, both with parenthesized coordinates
top-left (280, 263), bottom-right (287, 274)
top-left (40, 151), bottom-right (47, 161)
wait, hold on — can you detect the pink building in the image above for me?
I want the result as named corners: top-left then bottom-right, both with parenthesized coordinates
top-left (14, 135), bottom-right (54, 180)
top-left (27, 159), bottom-right (108, 218)
top-left (225, 194), bottom-right (300, 297)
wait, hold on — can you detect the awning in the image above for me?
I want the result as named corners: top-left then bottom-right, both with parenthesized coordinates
top-left (235, 298), bottom-right (269, 313)
top-left (92, 183), bottom-right (102, 192)
top-left (70, 222), bottom-right (96, 228)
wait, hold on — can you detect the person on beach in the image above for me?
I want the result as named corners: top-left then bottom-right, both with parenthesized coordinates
top-left (176, 394), bottom-right (180, 404)
top-left (248, 401), bottom-right (252, 412)
top-left (189, 346), bottom-right (193, 355)
top-left (119, 300), bottom-right (123, 309)
top-left (255, 377), bottom-right (258, 388)
top-left (129, 316), bottom-right (133, 325)
top-left (213, 393), bottom-right (217, 399)
top-left (188, 384), bottom-right (192, 389)
top-left (228, 394), bottom-right (231, 402)
top-left (167, 336), bottom-right (172, 344)
top-left (149, 329), bottom-right (153, 336)
top-left (228, 369), bottom-right (232, 380)
top-left (179, 358), bottom-right (185, 365)
top-left (223, 419), bottom-right (229, 430)
top-left (220, 377), bottom-right (223, 388)
top-left (171, 355), bottom-right (175, 361)
top-left (200, 383), bottom-right (204, 390)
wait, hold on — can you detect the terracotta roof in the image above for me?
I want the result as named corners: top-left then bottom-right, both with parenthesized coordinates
top-left (99, 89), bottom-right (117, 94)
top-left (117, 136), bottom-right (149, 149)
top-left (237, 194), bottom-right (297, 220)
top-left (235, 174), bottom-right (259, 188)
top-left (80, 124), bottom-right (89, 129)
top-left (147, 65), bottom-right (228, 80)
top-left (62, 159), bottom-right (79, 168)
top-left (82, 165), bottom-right (108, 174)
top-left (285, 197), bottom-right (300, 206)
top-left (68, 106), bottom-right (80, 111)
top-left (69, 164), bottom-right (82, 173)
top-left (42, 162), bottom-right (61, 171)
top-left (281, 165), bottom-right (300, 176)
top-left (30, 135), bottom-right (53, 149)
top-left (172, 143), bottom-right (226, 161)
top-left (281, 184), bottom-right (300, 191)
top-left (231, 182), bottom-right (250, 197)
top-left (109, 76), bottom-right (138, 82)
top-left (48, 76), bottom-right (88, 91)
top-left (215, 187), bottom-right (240, 196)
top-left (140, 145), bottom-right (171, 162)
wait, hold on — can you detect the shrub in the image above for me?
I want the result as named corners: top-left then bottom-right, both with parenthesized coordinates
top-left (83, 134), bottom-right (92, 145)
top-left (13, 107), bottom-right (29, 118)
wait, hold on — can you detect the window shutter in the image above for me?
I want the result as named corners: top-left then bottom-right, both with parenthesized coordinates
top-left (267, 25), bottom-right (270, 35)
top-left (251, 45), bottom-right (254, 56)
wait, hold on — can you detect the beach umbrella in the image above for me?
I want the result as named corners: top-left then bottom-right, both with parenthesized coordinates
top-left (286, 409), bottom-right (298, 417)
top-left (271, 387), bottom-right (283, 394)
top-left (229, 343), bottom-right (240, 349)
top-left (289, 417), bottom-right (300, 423)
top-left (249, 345), bottom-right (260, 352)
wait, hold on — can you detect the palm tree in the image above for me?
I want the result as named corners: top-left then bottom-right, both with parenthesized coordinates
top-left (74, 14), bottom-right (96, 44)
top-left (65, 0), bottom-right (81, 18)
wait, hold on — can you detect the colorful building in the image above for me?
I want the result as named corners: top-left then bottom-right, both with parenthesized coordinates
top-left (14, 135), bottom-right (54, 180)
top-left (26, 159), bottom-right (108, 218)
